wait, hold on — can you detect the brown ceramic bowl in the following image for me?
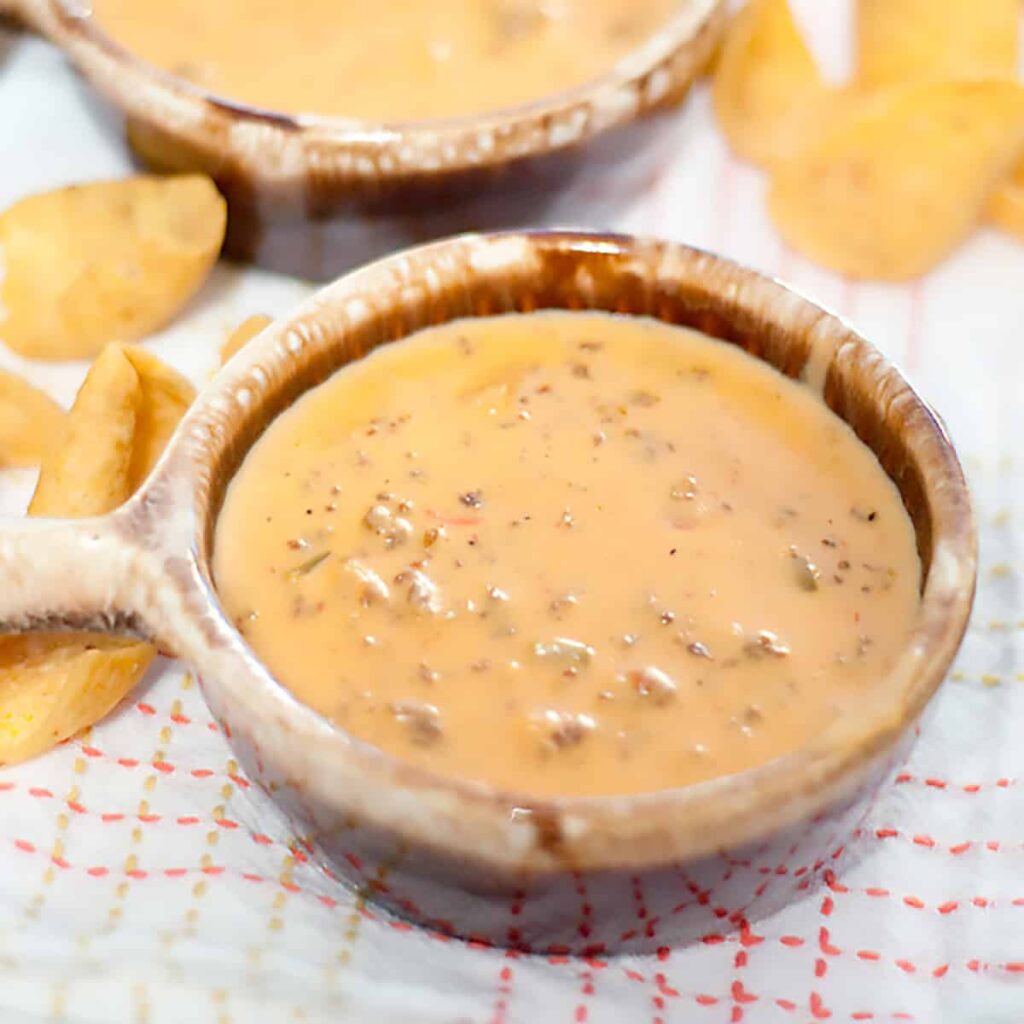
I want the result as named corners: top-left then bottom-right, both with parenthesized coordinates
top-left (3, 0), bottom-right (725, 279)
top-left (0, 232), bottom-right (976, 954)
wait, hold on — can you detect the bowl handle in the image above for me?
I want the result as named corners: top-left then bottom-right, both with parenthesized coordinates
top-left (0, 510), bottom-right (166, 641)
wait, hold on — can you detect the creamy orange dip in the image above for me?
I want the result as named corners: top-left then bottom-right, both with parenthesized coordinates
top-left (93, 0), bottom-right (678, 121)
top-left (214, 313), bottom-right (920, 797)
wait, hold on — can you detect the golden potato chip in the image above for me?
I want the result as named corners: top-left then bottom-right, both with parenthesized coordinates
top-left (856, 0), bottom-right (1018, 87)
top-left (0, 634), bottom-right (154, 765)
top-left (29, 344), bottom-right (140, 517)
top-left (1, 345), bottom-right (194, 765)
top-left (221, 314), bottom-right (273, 365)
top-left (988, 158), bottom-right (1024, 239)
top-left (0, 175), bottom-right (226, 360)
top-left (0, 370), bottom-right (67, 468)
top-left (712, 0), bottom-right (825, 167)
top-left (768, 80), bottom-right (1024, 280)
top-left (122, 346), bottom-right (196, 491)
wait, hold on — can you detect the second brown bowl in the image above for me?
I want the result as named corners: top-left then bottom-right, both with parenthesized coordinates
top-left (5, 0), bottom-right (725, 278)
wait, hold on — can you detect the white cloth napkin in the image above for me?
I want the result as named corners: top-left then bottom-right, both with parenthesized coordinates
top-left (2, 4), bottom-right (1023, 1020)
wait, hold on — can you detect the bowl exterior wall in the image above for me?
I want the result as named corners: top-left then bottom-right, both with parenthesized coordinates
top-left (201, 668), bottom-right (911, 954)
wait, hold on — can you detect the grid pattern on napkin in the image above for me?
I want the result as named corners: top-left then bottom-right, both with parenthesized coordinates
top-left (1, 4), bottom-right (1023, 1021)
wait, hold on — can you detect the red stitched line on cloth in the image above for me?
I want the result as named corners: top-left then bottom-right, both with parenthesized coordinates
top-left (852, 887), bottom-right (1013, 913)
top-left (616, 872), bottom-right (656, 947)
top-left (693, 816), bottom-right (844, 1019)
top-left (0, 779), bottom-right (343, 872)
top-left (73, 741), bottom-right (251, 788)
top-left (730, 813), bottom-right (835, 1021)
top-left (893, 772), bottom-right (1016, 793)
top-left (729, 945), bottom-right (758, 1022)
top-left (504, 886), bottom-right (527, 949)
top-left (573, 963), bottom-right (595, 1023)
top-left (574, 870), bottom-right (601, 954)
top-left (800, 784), bottom-right (926, 1018)
top-left (809, 864), bottom-right (849, 1019)
top-left (745, 815), bottom-right (823, 1015)
top-left (649, 969), bottom-right (681, 1021)
top-left (618, 970), bottom-right (926, 1019)
top-left (717, 836), bottom-right (846, 882)
top-left (489, 959), bottom-right (515, 1024)
top-left (674, 868), bottom-right (768, 1023)
top-left (10, 785), bottom-right (1016, 990)
top-left (864, 827), bottom-right (1021, 855)
top-left (18, 825), bottom-right (1020, 982)
top-left (695, 923), bottom-right (1023, 979)
top-left (5, 838), bottom-right (481, 944)
top-left (683, 811), bottom-right (850, 1024)
top-left (617, 872), bottom-right (669, 1024)
top-left (719, 814), bottom-right (827, 908)
top-left (134, 700), bottom-right (220, 731)
top-left (679, 864), bottom-right (1018, 979)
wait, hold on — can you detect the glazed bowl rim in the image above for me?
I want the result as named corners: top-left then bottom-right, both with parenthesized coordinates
top-left (41, 0), bottom-right (722, 152)
top-left (146, 229), bottom-right (976, 872)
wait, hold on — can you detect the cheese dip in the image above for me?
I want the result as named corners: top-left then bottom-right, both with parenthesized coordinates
top-left (93, 0), bottom-right (678, 121)
top-left (213, 313), bottom-right (920, 797)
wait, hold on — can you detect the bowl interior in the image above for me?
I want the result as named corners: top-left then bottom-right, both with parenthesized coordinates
top-left (199, 233), bottom-right (962, 581)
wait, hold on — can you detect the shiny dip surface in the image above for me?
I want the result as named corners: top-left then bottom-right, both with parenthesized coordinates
top-left (92, 0), bottom-right (678, 121)
top-left (213, 312), bottom-right (921, 797)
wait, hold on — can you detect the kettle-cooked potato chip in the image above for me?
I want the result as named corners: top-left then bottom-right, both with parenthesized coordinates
top-left (768, 80), bottom-right (1024, 279)
top-left (712, 0), bottom-right (826, 167)
top-left (0, 345), bottom-right (195, 765)
top-left (122, 345), bottom-right (196, 491)
top-left (0, 175), bottom-right (226, 361)
top-left (856, 0), bottom-right (1019, 87)
top-left (221, 314), bottom-right (273, 365)
top-left (989, 158), bottom-right (1024, 240)
top-left (29, 344), bottom-right (140, 517)
top-left (0, 634), bottom-right (155, 765)
top-left (0, 370), bottom-right (68, 468)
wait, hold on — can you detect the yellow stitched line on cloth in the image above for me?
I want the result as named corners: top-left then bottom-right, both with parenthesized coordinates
top-left (49, 980), bottom-right (68, 1022)
top-left (132, 980), bottom-right (151, 1024)
top-left (19, 740), bottom-right (89, 929)
top-left (341, 844), bottom-right (403, 968)
top-left (160, 671), bottom-right (225, 998)
top-left (210, 987), bottom-right (233, 1024)
top-left (92, 664), bottom-right (186, 1006)
top-left (950, 671), bottom-right (1024, 685)
top-left (12, 738), bottom-right (91, 1022)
